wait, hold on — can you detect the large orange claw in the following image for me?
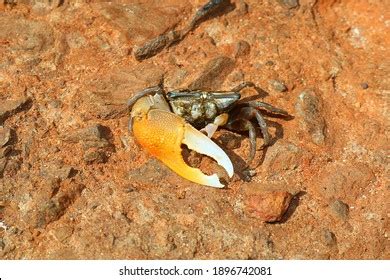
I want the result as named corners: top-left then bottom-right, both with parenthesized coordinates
top-left (130, 94), bottom-right (233, 188)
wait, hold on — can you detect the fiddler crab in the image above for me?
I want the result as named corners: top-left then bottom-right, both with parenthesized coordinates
top-left (128, 82), bottom-right (288, 188)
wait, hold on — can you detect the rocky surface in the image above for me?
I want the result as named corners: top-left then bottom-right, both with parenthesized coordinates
top-left (0, 0), bottom-right (388, 259)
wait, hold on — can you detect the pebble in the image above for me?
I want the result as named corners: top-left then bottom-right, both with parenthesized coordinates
top-left (236, 0), bottom-right (249, 15)
top-left (269, 79), bottom-right (288, 92)
top-left (83, 150), bottom-right (107, 164)
top-left (277, 0), bottom-right (299, 9)
top-left (189, 56), bottom-right (235, 90)
top-left (234, 40), bottom-right (251, 58)
top-left (0, 146), bottom-right (12, 159)
top-left (330, 199), bottom-right (349, 221)
top-left (360, 83), bottom-right (369, 89)
top-left (52, 226), bottom-right (74, 242)
top-left (245, 191), bottom-right (293, 222)
top-left (0, 158), bottom-right (6, 176)
top-left (35, 183), bottom-right (85, 229)
top-left (295, 90), bottom-right (327, 145)
top-left (83, 63), bottom-right (163, 119)
top-left (262, 140), bottom-right (302, 173)
top-left (63, 124), bottom-right (106, 143)
top-left (63, 124), bottom-right (112, 151)
top-left (0, 126), bottom-right (11, 147)
top-left (322, 229), bottom-right (337, 246)
top-left (128, 159), bottom-right (170, 184)
top-left (0, 97), bottom-right (32, 124)
top-left (40, 163), bottom-right (75, 180)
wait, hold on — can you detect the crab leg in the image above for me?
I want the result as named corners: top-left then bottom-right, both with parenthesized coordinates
top-left (200, 113), bottom-right (229, 138)
top-left (132, 108), bottom-right (233, 188)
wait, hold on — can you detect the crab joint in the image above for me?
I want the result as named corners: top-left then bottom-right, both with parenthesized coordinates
top-left (131, 101), bottom-right (233, 188)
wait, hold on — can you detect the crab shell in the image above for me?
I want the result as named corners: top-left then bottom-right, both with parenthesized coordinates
top-left (130, 93), bottom-right (234, 188)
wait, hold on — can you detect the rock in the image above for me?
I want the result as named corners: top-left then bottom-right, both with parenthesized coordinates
top-left (64, 124), bottom-right (106, 142)
top-left (82, 63), bottom-right (163, 119)
top-left (277, 0), bottom-right (299, 9)
top-left (295, 90), bottom-right (327, 145)
top-left (3, 158), bottom-right (21, 177)
top-left (0, 158), bottom-right (6, 177)
top-left (30, 0), bottom-right (64, 13)
top-left (233, 40), bottom-right (251, 58)
top-left (0, 97), bottom-right (32, 124)
top-left (269, 79), bottom-right (288, 92)
top-left (97, 2), bottom-right (188, 46)
top-left (189, 56), bottom-right (235, 90)
top-left (65, 32), bottom-right (87, 49)
top-left (0, 238), bottom-right (4, 250)
top-left (40, 162), bottom-right (75, 180)
top-left (52, 226), bottom-right (74, 242)
top-left (128, 159), bottom-right (170, 185)
top-left (63, 124), bottom-right (111, 149)
top-left (36, 182), bottom-right (85, 228)
top-left (330, 199), bottom-right (349, 221)
top-left (245, 191), bottom-right (293, 222)
top-left (236, 0), bottom-right (249, 15)
top-left (0, 126), bottom-right (11, 147)
top-left (0, 146), bottom-right (12, 159)
top-left (314, 162), bottom-right (375, 203)
top-left (322, 229), bottom-right (337, 247)
top-left (262, 141), bottom-right (303, 173)
top-left (360, 83), bottom-right (369, 89)
top-left (83, 150), bottom-right (107, 164)
top-left (63, 124), bottom-right (114, 164)
top-left (0, 15), bottom-right (55, 65)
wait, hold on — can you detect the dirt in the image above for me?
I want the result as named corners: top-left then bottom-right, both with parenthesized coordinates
top-left (0, 0), bottom-right (388, 259)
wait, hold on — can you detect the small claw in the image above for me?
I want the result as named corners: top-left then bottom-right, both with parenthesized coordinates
top-left (132, 105), bottom-right (233, 188)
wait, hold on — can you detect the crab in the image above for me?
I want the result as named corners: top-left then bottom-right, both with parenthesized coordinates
top-left (128, 82), bottom-right (288, 188)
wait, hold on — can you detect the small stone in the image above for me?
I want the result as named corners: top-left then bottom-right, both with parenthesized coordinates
top-left (83, 149), bottom-right (107, 164)
top-left (295, 90), bottom-right (327, 145)
top-left (83, 63), bottom-right (164, 119)
top-left (245, 191), bottom-right (293, 222)
top-left (234, 40), bottom-right (251, 58)
top-left (262, 140), bottom-right (302, 173)
top-left (64, 124), bottom-right (106, 143)
top-left (0, 97), bottom-right (32, 124)
top-left (236, 0), bottom-right (249, 15)
top-left (265, 60), bottom-right (275, 66)
top-left (63, 124), bottom-right (112, 150)
top-left (189, 56), bottom-right (235, 90)
top-left (277, 0), bottom-right (299, 9)
top-left (0, 158), bottom-right (6, 177)
top-left (40, 163), bottom-right (75, 180)
top-left (35, 183), bottom-right (85, 228)
top-left (360, 83), bottom-right (369, 89)
top-left (0, 126), bottom-right (11, 147)
top-left (322, 229), bottom-right (337, 246)
top-left (52, 226), bottom-right (74, 242)
top-left (128, 158), bottom-right (170, 184)
top-left (330, 199), bottom-right (349, 221)
top-left (0, 146), bottom-right (12, 159)
top-left (269, 79), bottom-right (288, 92)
